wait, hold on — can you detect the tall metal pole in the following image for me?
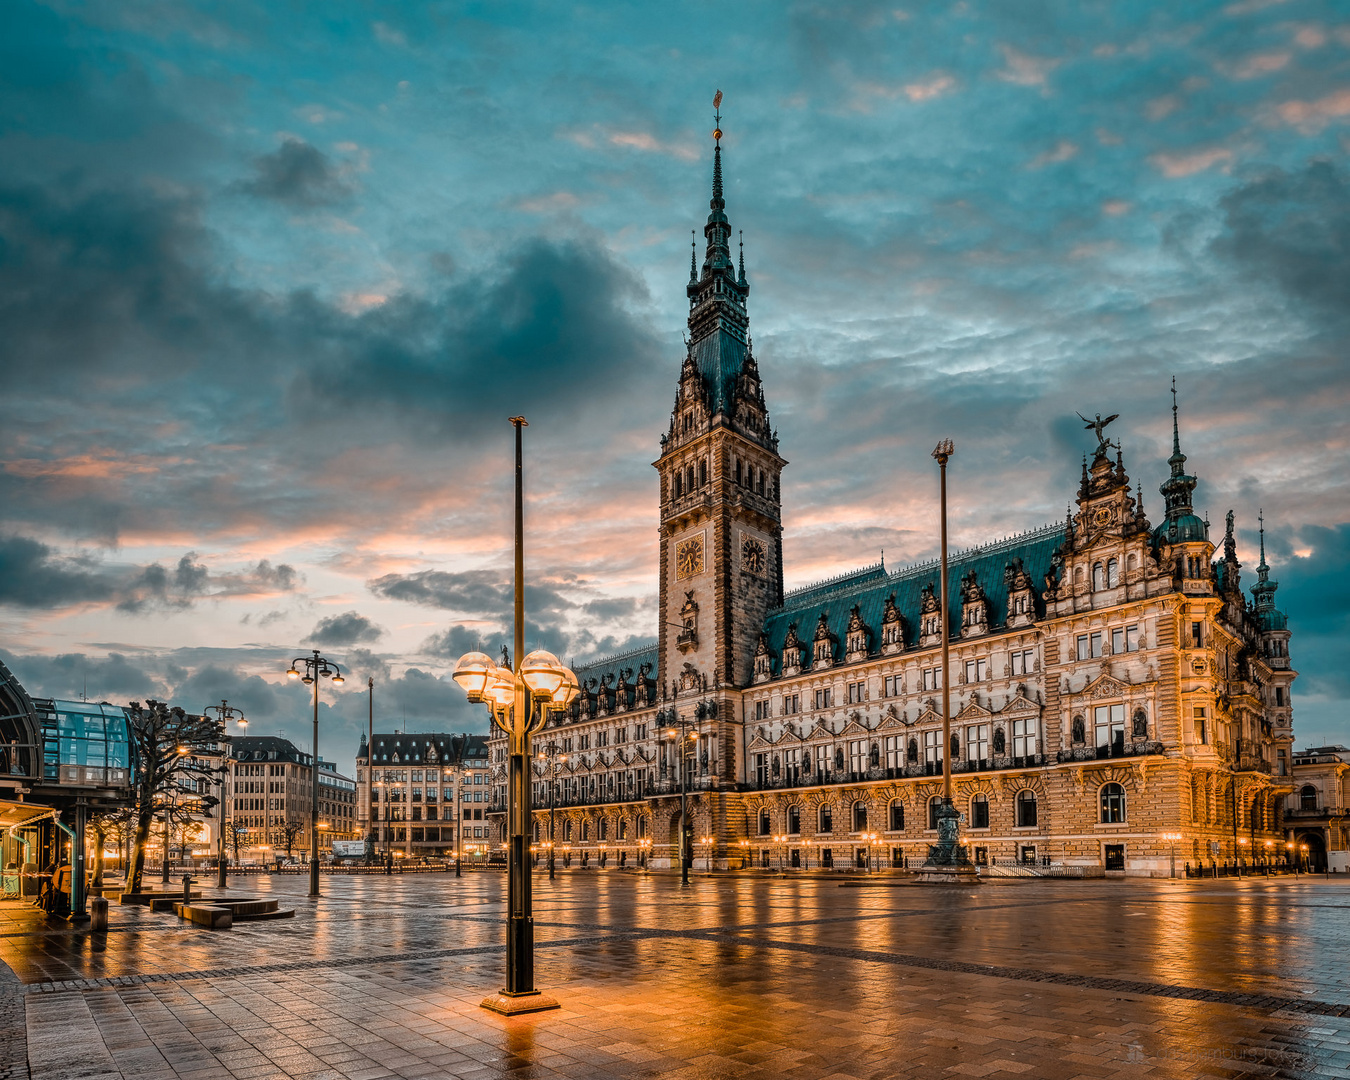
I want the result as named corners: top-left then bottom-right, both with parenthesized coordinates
top-left (549, 764), bottom-right (556, 881)
top-left (367, 677), bottom-right (374, 864)
top-left (506, 415), bottom-right (535, 997)
top-left (217, 739), bottom-right (229, 889)
top-left (680, 726), bottom-right (689, 886)
top-left (161, 802), bottom-right (171, 883)
top-left (938, 448), bottom-right (952, 804)
top-left (310, 652), bottom-right (321, 897)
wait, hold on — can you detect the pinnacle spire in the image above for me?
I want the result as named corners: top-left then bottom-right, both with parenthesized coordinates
top-left (1258, 508), bottom-right (1269, 573)
top-left (690, 230), bottom-right (697, 284)
top-left (738, 230), bottom-right (746, 286)
top-left (1169, 375), bottom-right (1184, 472)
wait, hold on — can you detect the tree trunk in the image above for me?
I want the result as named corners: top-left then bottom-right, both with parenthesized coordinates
top-left (127, 805), bottom-right (156, 894)
top-left (91, 823), bottom-right (106, 888)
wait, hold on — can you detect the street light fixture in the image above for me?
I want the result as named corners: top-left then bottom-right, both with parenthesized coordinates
top-left (1159, 832), bottom-right (1183, 878)
top-left (449, 416), bottom-right (576, 1016)
top-left (286, 649), bottom-right (344, 898)
top-left (203, 700), bottom-right (247, 889)
top-left (660, 712), bottom-right (701, 885)
top-left (536, 745), bottom-right (568, 881)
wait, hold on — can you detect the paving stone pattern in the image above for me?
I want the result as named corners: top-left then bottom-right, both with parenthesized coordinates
top-left (1, 872), bottom-right (1349, 1079)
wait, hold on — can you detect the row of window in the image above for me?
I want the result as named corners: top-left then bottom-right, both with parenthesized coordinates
top-left (753, 720), bottom-right (1042, 782)
top-left (1075, 624), bottom-right (1141, 660)
top-left (552, 815), bottom-right (650, 842)
top-left (753, 784), bottom-right (1128, 835)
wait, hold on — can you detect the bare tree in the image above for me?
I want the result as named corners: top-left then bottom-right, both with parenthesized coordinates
top-left (89, 807), bottom-right (135, 887)
top-left (229, 821), bottom-right (248, 861)
top-left (273, 815), bottom-right (305, 860)
top-left (125, 700), bottom-right (221, 893)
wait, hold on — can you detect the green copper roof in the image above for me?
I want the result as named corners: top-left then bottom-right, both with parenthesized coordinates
top-left (1153, 512), bottom-right (1208, 545)
top-left (760, 524), bottom-right (1065, 672)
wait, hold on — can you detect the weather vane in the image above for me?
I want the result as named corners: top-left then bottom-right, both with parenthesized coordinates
top-left (1076, 411), bottom-right (1119, 458)
top-left (713, 89), bottom-right (723, 143)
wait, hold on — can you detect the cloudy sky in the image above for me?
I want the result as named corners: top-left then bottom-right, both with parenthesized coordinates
top-left (2, 0), bottom-right (1348, 770)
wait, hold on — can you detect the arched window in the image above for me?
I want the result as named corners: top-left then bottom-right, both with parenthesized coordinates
top-left (787, 805), bottom-right (801, 835)
top-left (564, 819), bottom-right (573, 841)
top-left (819, 804), bottom-right (833, 833)
top-left (619, 818), bottom-right (628, 840)
top-left (1100, 782), bottom-right (1126, 823)
top-left (599, 819), bottom-right (609, 840)
top-left (1301, 785), bottom-right (1318, 811)
top-left (1016, 789), bottom-right (1038, 827)
top-left (928, 796), bottom-right (942, 830)
top-left (1075, 565), bottom-right (1085, 584)
top-left (759, 809), bottom-right (771, 835)
top-left (687, 465), bottom-right (695, 492)
top-left (735, 459), bottom-right (743, 485)
top-left (889, 800), bottom-right (904, 831)
top-left (1071, 716), bottom-right (1086, 744)
top-left (582, 820), bottom-right (590, 841)
top-left (853, 801), bottom-right (867, 831)
top-left (698, 460), bottom-right (707, 486)
top-left (673, 472), bottom-right (682, 498)
top-left (1092, 562), bottom-right (1105, 590)
top-left (637, 816), bottom-right (646, 838)
top-left (970, 794), bottom-right (989, 829)
top-left (1107, 558), bottom-right (1119, 587)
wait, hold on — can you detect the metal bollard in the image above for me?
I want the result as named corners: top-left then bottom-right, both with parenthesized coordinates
top-left (90, 896), bottom-right (109, 931)
top-left (182, 874), bottom-right (193, 904)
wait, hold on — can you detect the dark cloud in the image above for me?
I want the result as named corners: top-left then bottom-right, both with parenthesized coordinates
top-left (0, 648), bottom-right (165, 702)
top-left (304, 609), bottom-right (385, 646)
top-left (0, 536), bottom-right (299, 612)
top-left (236, 137), bottom-right (352, 207)
top-left (367, 570), bottom-right (575, 619)
top-left (1211, 161), bottom-right (1350, 318)
top-left (421, 624), bottom-right (495, 659)
top-left (0, 536), bottom-right (116, 607)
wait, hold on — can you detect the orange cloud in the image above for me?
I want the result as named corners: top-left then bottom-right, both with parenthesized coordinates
top-left (1149, 147), bottom-right (1233, 178)
top-left (1275, 88), bottom-right (1350, 133)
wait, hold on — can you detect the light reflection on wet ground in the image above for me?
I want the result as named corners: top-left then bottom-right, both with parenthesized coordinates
top-left (2, 871), bottom-right (1349, 1079)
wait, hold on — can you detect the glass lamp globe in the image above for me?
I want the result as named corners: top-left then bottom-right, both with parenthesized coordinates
top-left (521, 650), bottom-right (565, 697)
top-left (550, 667), bottom-right (580, 710)
top-left (451, 651), bottom-right (495, 702)
top-left (484, 666), bottom-right (517, 711)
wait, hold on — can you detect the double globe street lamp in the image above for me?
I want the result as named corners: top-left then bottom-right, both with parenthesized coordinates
top-left (286, 650), bottom-right (344, 898)
top-left (449, 414), bottom-right (576, 1015)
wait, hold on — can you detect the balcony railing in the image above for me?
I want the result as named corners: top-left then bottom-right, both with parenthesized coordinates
top-left (1057, 741), bottom-right (1164, 763)
top-left (748, 755), bottom-right (1050, 792)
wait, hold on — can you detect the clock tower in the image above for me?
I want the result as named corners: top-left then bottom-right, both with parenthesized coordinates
top-left (656, 106), bottom-right (785, 707)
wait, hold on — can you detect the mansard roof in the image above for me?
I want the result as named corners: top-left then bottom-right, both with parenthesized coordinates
top-left (760, 524), bottom-right (1064, 671)
top-left (366, 732), bottom-right (489, 765)
top-left (570, 640), bottom-right (660, 700)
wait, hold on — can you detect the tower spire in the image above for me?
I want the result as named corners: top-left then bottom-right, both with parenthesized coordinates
top-left (738, 230), bottom-right (746, 286)
top-left (1157, 376), bottom-right (1203, 542)
top-left (1257, 508), bottom-right (1269, 574)
top-left (689, 230), bottom-right (697, 284)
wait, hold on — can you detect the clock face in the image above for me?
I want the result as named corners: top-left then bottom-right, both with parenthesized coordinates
top-left (741, 536), bottom-right (766, 575)
top-left (676, 535), bottom-right (704, 579)
top-left (1093, 506), bottom-right (1112, 527)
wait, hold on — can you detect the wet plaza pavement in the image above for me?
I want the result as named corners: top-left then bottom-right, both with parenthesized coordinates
top-left (1, 871), bottom-right (1349, 1080)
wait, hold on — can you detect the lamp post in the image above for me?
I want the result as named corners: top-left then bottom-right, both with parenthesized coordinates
top-left (861, 831), bottom-right (878, 874)
top-left (285, 649), bottom-right (344, 898)
top-left (1160, 831), bottom-right (1183, 878)
top-left (918, 439), bottom-right (975, 882)
top-left (660, 709), bottom-right (700, 884)
top-left (450, 415), bottom-right (577, 1016)
top-left (203, 701), bottom-right (247, 889)
top-left (536, 744), bottom-right (568, 881)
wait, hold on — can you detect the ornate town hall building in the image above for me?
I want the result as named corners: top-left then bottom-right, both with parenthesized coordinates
top-left (483, 130), bottom-right (1298, 877)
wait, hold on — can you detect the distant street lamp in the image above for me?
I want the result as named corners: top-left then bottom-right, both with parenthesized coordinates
top-left (202, 700), bottom-right (248, 889)
top-left (536, 744), bottom-right (569, 880)
top-left (450, 416), bottom-right (577, 1016)
top-left (1160, 832), bottom-right (1183, 878)
top-left (660, 709), bottom-right (702, 885)
top-left (286, 649), bottom-right (344, 898)
top-left (860, 831), bottom-right (878, 874)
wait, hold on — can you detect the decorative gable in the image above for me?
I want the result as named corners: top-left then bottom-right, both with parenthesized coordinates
top-left (959, 571), bottom-right (990, 638)
top-left (880, 593), bottom-right (904, 655)
top-left (781, 623), bottom-right (805, 677)
top-left (753, 632), bottom-right (773, 684)
top-left (845, 605), bottom-right (871, 663)
top-left (1003, 557), bottom-right (1037, 629)
top-left (919, 583), bottom-right (942, 647)
top-left (812, 612), bottom-right (837, 668)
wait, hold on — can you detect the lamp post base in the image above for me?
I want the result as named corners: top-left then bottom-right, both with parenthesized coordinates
top-left (916, 799), bottom-right (982, 886)
top-left (480, 990), bottom-right (560, 1016)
